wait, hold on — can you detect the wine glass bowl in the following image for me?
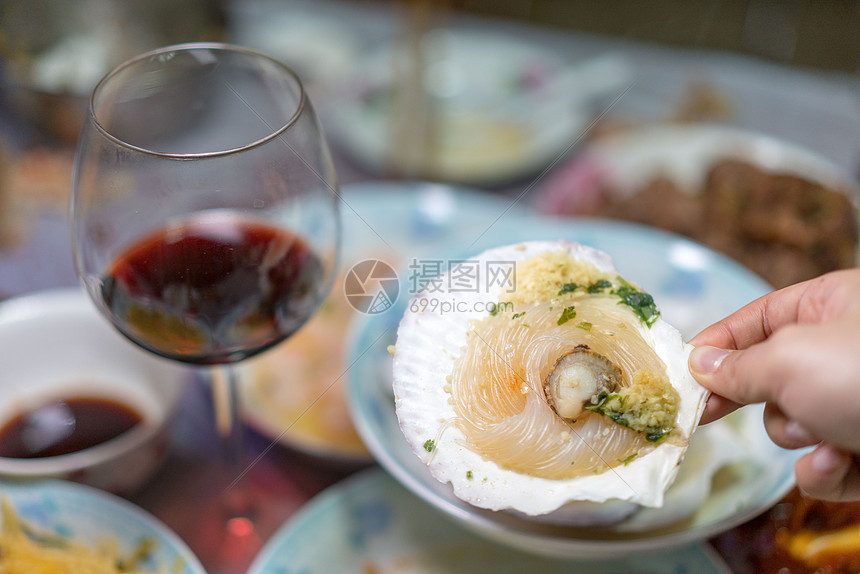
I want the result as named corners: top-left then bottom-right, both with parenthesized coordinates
top-left (71, 43), bottom-right (339, 365)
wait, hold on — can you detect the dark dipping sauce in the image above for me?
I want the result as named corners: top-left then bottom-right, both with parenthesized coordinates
top-left (0, 397), bottom-right (143, 458)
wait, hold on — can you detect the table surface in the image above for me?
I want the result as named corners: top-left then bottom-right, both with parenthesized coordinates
top-left (1, 2), bottom-right (859, 572)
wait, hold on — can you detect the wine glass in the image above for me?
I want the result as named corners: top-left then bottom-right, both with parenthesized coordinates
top-left (69, 43), bottom-right (340, 571)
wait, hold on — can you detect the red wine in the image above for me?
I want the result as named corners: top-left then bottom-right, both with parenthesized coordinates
top-left (101, 212), bottom-right (324, 364)
top-left (0, 396), bottom-right (143, 459)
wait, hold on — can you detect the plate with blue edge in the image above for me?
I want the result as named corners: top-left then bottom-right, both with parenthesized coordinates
top-left (344, 214), bottom-right (806, 560)
top-left (247, 468), bottom-right (731, 574)
top-left (0, 479), bottom-right (206, 573)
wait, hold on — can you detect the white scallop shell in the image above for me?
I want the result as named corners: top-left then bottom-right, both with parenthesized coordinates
top-left (392, 240), bottom-right (709, 517)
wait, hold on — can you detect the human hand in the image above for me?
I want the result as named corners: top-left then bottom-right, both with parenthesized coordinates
top-left (687, 269), bottom-right (860, 502)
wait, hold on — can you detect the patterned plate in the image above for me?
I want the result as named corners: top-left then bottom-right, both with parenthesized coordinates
top-left (0, 479), bottom-right (205, 573)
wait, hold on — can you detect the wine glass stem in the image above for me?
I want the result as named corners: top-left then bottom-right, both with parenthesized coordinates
top-left (209, 365), bottom-right (262, 572)
top-left (211, 365), bottom-right (245, 474)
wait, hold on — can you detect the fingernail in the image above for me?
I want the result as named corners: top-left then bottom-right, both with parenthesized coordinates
top-left (811, 445), bottom-right (843, 475)
top-left (689, 346), bottom-right (730, 376)
top-left (785, 421), bottom-right (816, 445)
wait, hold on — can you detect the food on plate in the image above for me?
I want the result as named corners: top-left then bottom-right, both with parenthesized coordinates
top-left (0, 499), bottom-right (162, 573)
top-left (241, 275), bottom-right (369, 461)
top-left (546, 157), bottom-right (858, 289)
top-left (392, 240), bottom-right (707, 517)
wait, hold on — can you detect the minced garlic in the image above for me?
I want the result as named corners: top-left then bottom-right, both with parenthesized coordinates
top-left (499, 251), bottom-right (614, 307)
top-left (592, 370), bottom-right (680, 442)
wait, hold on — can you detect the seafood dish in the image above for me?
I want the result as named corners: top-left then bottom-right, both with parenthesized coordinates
top-left (392, 240), bottom-right (708, 519)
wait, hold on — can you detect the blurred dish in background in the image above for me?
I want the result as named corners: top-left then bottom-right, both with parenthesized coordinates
top-left (326, 28), bottom-right (631, 185)
top-left (227, 2), bottom-right (359, 102)
top-left (248, 469), bottom-right (731, 574)
top-left (239, 181), bottom-right (529, 465)
top-left (538, 123), bottom-right (860, 288)
top-left (0, 0), bottom-right (226, 141)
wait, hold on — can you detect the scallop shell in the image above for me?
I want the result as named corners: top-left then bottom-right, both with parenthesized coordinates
top-left (392, 240), bottom-right (708, 517)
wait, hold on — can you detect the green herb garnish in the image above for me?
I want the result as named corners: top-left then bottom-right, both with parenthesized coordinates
top-left (558, 282), bottom-right (579, 296)
top-left (557, 305), bottom-right (577, 325)
top-left (466, 470), bottom-right (473, 480)
top-left (612, 279), bottom-right (660, 327)
top-left (646, 430), bottom-right (666, 442)
top-left (619, 453), bottom-right (638, 466)
top-left (576, 321), bottom-right (592, 331)
top-left (512, 312), bottom-right (526, 320)
top-left (423, 439), bottom-right (435, 452)
top-left (585, 391), bottom-right (627, 425)
top-left (587, 279), bottom-right (613, 293)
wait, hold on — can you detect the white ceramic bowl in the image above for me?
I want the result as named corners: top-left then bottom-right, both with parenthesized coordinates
top-left (0, 288), bottom-right (188, 494)
top-left (0, 478), bottom-right (205, 573)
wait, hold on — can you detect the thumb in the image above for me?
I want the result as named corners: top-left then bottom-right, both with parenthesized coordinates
top-left (689, 346), bottom-right (742, 424)
top-left (688, 345), bottom-right (731, 382)
top-left (688, 345), bottom-right (778, 407)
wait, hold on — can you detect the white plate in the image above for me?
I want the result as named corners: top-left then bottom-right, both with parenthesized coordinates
top-left (0, 479), bottom-right (205, 573)
top-left (327, 29), bottom-right (630, 185)
top-left (248, 468), bottom-right (731, 573)
top-left (346, 215), bottom-right (804, 559)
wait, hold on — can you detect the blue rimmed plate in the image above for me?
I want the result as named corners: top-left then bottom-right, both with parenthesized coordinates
top-left (345, 215), bottom-right (804, 559)
top-left (248, 468), bottom-right (730, 573)
top-left (0, 479), bottom-right (205, 573)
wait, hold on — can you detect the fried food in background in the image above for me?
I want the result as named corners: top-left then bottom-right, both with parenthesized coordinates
top-left (540, 148), bottom-right (858, 290)
top-left (598, 159), bottom-right (857, 288)
top-left (716, 488), bottom-right (860, 574)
